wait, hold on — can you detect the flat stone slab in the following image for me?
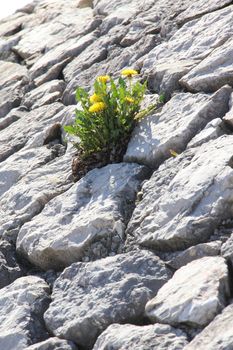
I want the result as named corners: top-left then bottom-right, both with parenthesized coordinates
top-left (0, 276), bottom-right (50, 350)
top-left (184, 303), bottom-right (233, 350)
top-left (16, 163), bottom-right (149, 270)
top-left (146, 257), bottom-right (230, 327)
top-left (93, 323), bottom-right (188, 350)
top-left (25, 337), bottom-right (78, 350)
top-left (124, 85), bottom-right (231, 168)
top-left (44, 250), bottom-right (172, 348)
top-left (126, 135), bottom-right (233, 251)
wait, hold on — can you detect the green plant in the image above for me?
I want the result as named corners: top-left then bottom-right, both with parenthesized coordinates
top-left (64, 69), bottom-right (147, 160)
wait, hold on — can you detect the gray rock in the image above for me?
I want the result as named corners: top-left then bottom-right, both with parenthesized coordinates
top-left (124, 86), bottom-right (231, 168)
top-left (14, 8), bottom-right (98, 61)
top-left (0, 60), bottom-right (28, 89)
top-left (146, 257), bottom-right (230, 327)
top-left (93, 323), bottom-right (188, 350)
top-left (0, 150), bottom-right (73, 243)
top-left (0, 103), bottom-right (64, 162)
top-left (223, 92), bottom-right (233, 129)
top-left (187, 118), bottom-right (224, 148)
top-left (0, 276), bottom-right (50, 350)
top-left (0, 239), bottom-right (23, 288)
top-left (180, 38), bottom-right (233, 92)
top-left (22, 80), bottom-right (65, 109)
top-left (30, 32), bottom-right (97, 85)
top-left (44, 250), bottom-right (172, 348)
top-left (0, 84), bottom-right (24, 119)
top-left (176, 0), bottom-right (232, 25)
top-left (168, 241), bottom-right (222, 270)
top-left (142, 6), bottom-right (233, 94)
top-left (126, 135), bottom-right (233, 251)
top-left (0, 107), bottom-right (25, 131)
top-left (16, 163), bottom-right (149, 270)
top-left (25, 337), bottom-right (78, 350)
top-left (184, 303), bottom-right (233, 350)
top-left (221, 234), bottom-right (233, 265)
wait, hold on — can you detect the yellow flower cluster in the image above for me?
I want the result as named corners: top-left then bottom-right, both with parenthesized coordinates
top-left (125, 96), bottom-right (134, 103)
top-left (97, 75), bottom-right (110, 83)
top-left (90, 93), bottom-right (102, 104)
top-left (121, 69), bottom-right (138, 78)
top-left (89, 102), bottom-right (106, 113)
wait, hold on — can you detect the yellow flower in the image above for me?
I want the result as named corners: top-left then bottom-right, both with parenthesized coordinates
top-left (125, 96), bottom-right (134, 103)
top-left (89, 102), bottom-right (106, 113)
top-left (97, 75), bottom-right (110, 83)
top-left (89, 93), bottom-right (102, 104)
top-left (121, 69), bottom-right (138, 78)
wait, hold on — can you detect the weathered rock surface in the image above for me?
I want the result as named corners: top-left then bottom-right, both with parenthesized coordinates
top-left (93, 323), bottom-right (188, 350)
top-left (44, 250), bottom-right (172, 348)
top-left (146, 257), bottom-right (230, 327)
top-left (187, 118), bottom-right (224, 148)
top-left (17, 163), bottom-right (149, 270)
top-left (0, 276), bottom-right (50, 350)
top-left (184, 303), bottom-right (233, 350)
top-left (124, 86), bottom-right (231, 168)
top-left (0, 239), bottom-right (23, 288)
top-left (127, 135), bottom-right (233, 251)
top-left (168, 241), bottom-right (221, 270)
top-left (25, 337), bottom-right (78, 350)
top-left (221, 234), bottom-right (233, 265)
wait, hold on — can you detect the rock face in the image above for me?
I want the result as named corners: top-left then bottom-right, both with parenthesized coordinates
top-left (1, 0), bottom-right (233, 348)
top-left (17, 163), bottom-right (149, 270)
top-left (145, 257), bottom-right (230, 327)
top-left (44, 250), bottom-right (172, 348)
top-left (0, 276), bottom-right (50, 350)
top-left (127, 135), bottom-right (233, 251)
top-left (93, 323), bottom-right (188, 350)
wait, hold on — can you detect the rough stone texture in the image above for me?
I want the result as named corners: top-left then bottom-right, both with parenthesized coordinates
top-left (146, 257), bottom-right (230, 327)
top-left (221, 234), bottom-right (233, 265)
top-left (0, 103), bottom-right (64, 162)
top-left (0, 60), bottom-right (28, 89)
top-left (184, 303), bottom-right (233, 350)
top-left (17, 163), bottom-right (149, 270)
top-left (25, 337), bottom-right (78, 350)
top-left (180, 38), bottom-right (233, 92)
top-left (93, 323), bottom-right (188, 350)
top-left (223, 92), bottom-right (233, 129)
top-left (44, 250), bottom-right (172, 348)
top-left (124, 85), bottom-right (231, 168)
top-left (0, 239), bottom-right (23, 288)
top-left (22, 80), bottom-right (65, 109)
top-left (168, 241), bottom-right (222, 270)
top-left (142, 6), bottom-right (233, 95)
top-left (126, 135), bottom-right (233, 251)
top-left (0, 150), bottom-right (73, 243)
top-left (0, 276), bottom-right (50, 350)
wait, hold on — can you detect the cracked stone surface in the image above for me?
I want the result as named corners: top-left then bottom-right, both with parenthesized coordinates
top-left (16, 163), bottom-right (149, 270)
top-left (145, 257), bottom-right (230, 327)
top-left (44, 250), bottom-right (172, 348)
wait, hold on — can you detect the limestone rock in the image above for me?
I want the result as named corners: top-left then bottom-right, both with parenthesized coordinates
top-left (25, 337), bottom-right (78, 350)
top-left (223, 92), bottom-right (233, 129)
top-left (221, 234), bottom-right (233, 265)
top-left (146, 257), bottom-right (230, 327)
top-left (0, 61), bottom-right (28, 89)
top-left (124, 86), bottom-right (231, 168)
top-left (184, 303), bottom-right (233, 350)
top-left (168, 241), bottom-right (222, 270)
top-left (187, 118), bottom-right (224, 148)
top-left (0, 84), bottom-right (24, 119)
top-left (0, 276), bottom-right (50, 350)
top-left (44, 250), bottom-right (172, 348)
top-left (16, 163), bottom-right (149, 270)
top-left (0, 239), bottom-right (23, 288)
top-left (0, 103), bottom-right (64, 162)
top-left (22, 80), bottom-right (65, 110)
top-left (93, 323), bottom-right (188, 350)
top-left (180, 38), bottom-right (233, 92)
top-left (126, 135), bottom-right (233, 251)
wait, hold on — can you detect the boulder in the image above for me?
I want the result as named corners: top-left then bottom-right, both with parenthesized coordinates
top-left (0, 276), bottom-right (50, 350)
top-left (25, 337), bottom-right (78, 350)
top-left (126, 135), bottom-right (233, 251)
top-left (0, 239), bottom-right (23, 288)
top-left (184, 303), bottom-right (233, 350)
top-left (93, 323), bottom-right (188, 350)
top-left (44, 250), bottom-right (172, 348)
top-left (16, 163), bottom-right (149, 270)
top-left (124, 86), bottom-right (231, 168)
top-left (146, 257), bottom-right (230, 327)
